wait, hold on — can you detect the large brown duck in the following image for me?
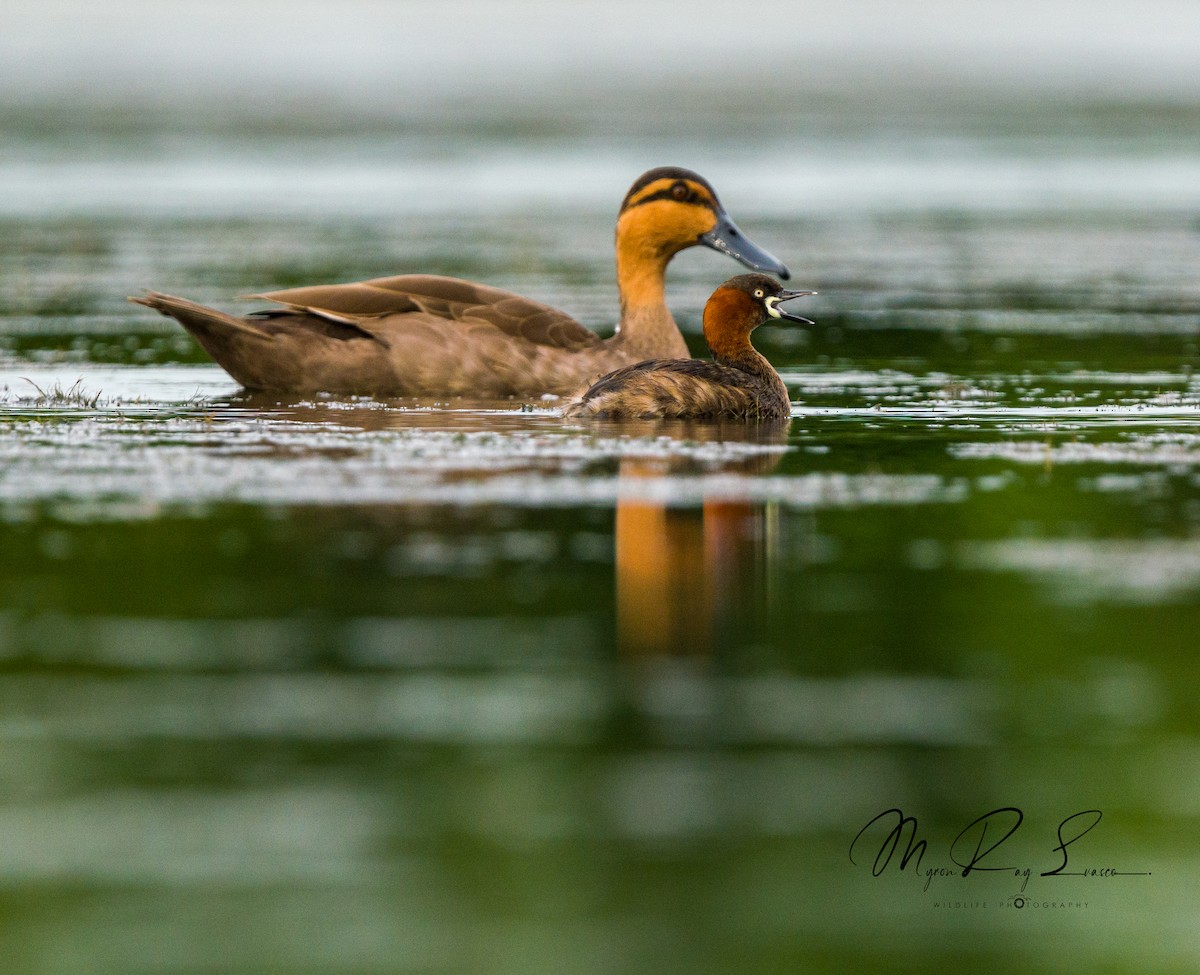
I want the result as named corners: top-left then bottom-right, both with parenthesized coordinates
top-left (130, 167), bottom-right (789, 398)
top-left (563, 274), bottom-right (813, 421)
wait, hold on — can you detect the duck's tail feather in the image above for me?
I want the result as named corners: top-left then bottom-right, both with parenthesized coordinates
top-left (130, 291), bottom-right (279, 388)
top-left (129, 292), bottom-right (274, 343)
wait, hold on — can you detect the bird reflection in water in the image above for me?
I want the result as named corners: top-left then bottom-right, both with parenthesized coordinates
top-left (208, 394), bottom-right (790, 657)
top-left (611, 419), bottom-right (789, 657)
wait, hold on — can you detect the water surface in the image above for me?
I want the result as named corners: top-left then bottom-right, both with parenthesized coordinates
top-left (2, 61), bottom-right (1199, 974)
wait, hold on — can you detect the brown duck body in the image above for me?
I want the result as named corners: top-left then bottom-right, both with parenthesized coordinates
top-left (564, 274), bottom-right (812, 421)
top-left (130, 168), bottom-right (789, 398)
top-left (134, 275), bottom-right (663, 397)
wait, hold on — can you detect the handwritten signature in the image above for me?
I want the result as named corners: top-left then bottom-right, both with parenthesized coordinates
top-left (849, 808), bottom-right (1151, 892)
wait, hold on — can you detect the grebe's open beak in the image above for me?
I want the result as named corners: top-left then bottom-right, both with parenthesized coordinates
top-left (700, 210), bottom-right (791, 280)
top-left (766, 289), bottom-right (816, 324)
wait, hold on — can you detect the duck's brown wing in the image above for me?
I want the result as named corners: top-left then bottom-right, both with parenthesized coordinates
top-left (245, 274), bottom-right (602, 352)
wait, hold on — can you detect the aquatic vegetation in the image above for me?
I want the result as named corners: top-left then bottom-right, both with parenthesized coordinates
top-left (15, 376), bottom-right (103, 408)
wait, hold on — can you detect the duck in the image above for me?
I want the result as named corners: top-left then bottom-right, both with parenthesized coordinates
top-left (129, 167), bottom-right (790, 398)
top-left (562, 273), bottom-right (813, 421)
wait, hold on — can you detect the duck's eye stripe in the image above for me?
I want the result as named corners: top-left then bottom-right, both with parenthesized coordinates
top-left (623, 180), bottom-right (718, 210)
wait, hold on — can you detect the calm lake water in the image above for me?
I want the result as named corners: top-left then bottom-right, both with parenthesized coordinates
top-left (3, 30), bottom-right (1200, 971)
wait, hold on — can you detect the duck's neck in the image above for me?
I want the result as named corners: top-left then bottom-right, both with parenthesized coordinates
top-left (612, 234), bottom-right (690, 360)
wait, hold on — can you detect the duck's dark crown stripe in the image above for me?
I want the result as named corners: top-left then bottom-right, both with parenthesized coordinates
top-left (621, 167), bottom-right (720, 211)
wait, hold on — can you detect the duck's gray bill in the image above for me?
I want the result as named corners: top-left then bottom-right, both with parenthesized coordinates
top-left (700, 212), bottom-right (791, 280)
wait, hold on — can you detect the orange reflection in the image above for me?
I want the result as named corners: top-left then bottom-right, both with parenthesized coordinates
top-left (613, 424), bottom-right (786, 657)
top-left (615, 459), bottom-right (711, 655)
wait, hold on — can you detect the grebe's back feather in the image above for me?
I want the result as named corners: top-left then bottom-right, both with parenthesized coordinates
top-left (566, 358), bottom-right (784, 420)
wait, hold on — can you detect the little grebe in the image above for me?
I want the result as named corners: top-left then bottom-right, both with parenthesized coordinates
top-left (129, 167), bottom-right (789, 398)
top-left (563, 274), bottom-right (813, 421)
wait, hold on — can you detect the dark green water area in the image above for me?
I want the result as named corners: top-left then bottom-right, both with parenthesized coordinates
top-left (1, 87), bottom-right (1199, 973)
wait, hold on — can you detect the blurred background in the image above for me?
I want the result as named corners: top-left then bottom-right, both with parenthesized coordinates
top-left (2, 2), bottom-right (1200, 973)
top-left (4, 0), bottom-right (1200, 218)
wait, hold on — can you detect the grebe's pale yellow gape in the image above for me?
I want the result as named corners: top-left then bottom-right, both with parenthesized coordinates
top-left (130, 168), bottom-right (789, 398)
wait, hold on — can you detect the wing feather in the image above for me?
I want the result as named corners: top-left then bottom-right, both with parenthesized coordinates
top-left (244, 274), bottom-right (602, 352)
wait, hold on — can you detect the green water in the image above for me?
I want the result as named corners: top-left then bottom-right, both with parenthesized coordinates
top-left (2, 91), bottom-right (1200, 973)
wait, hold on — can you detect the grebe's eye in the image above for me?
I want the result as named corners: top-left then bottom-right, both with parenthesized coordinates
top-left (671, 182), bottom-right (689, 201)
top-left (753, 289), bottom-right (765, 299)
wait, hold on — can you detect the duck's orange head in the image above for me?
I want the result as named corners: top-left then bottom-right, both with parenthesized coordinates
top-left (702, 273), bottom-right (815, 358)
top-left (616, 167), bottom-right (790, 279)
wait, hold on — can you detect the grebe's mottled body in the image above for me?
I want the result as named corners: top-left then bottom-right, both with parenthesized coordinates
top-left (129, 167), bottom-right (789, 398)
top-left (563, 274), bottom-right (813, 421)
